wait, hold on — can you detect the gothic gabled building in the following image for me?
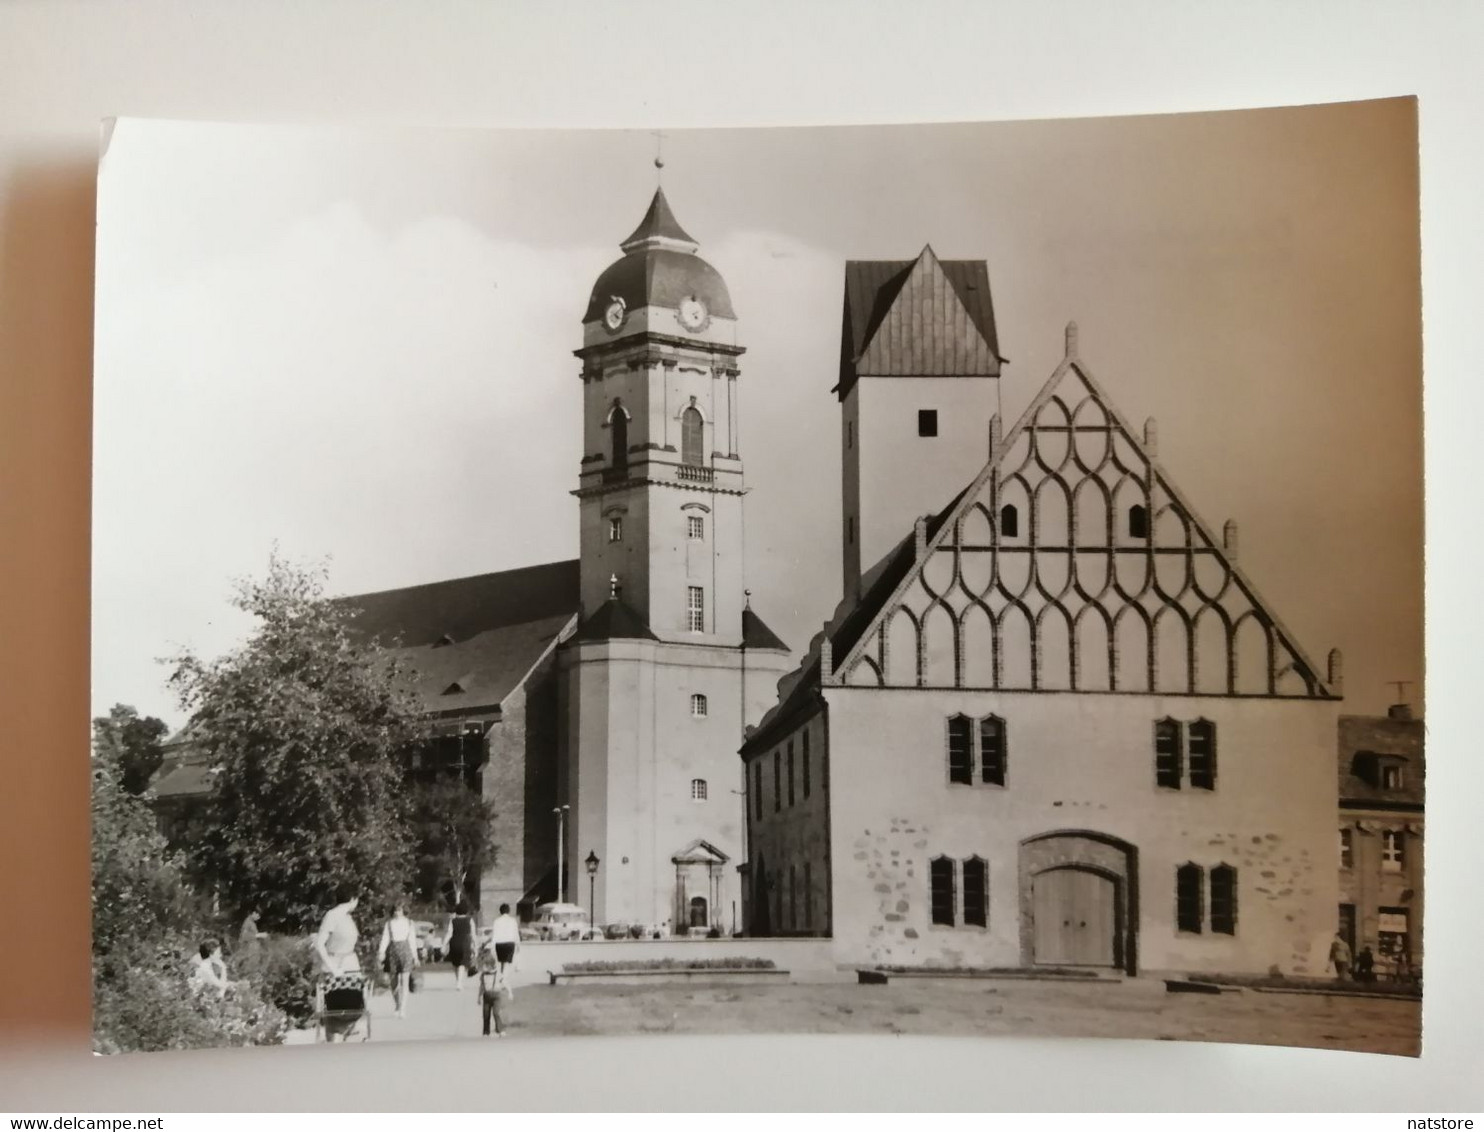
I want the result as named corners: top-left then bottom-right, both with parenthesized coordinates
top-left (743, 260), bottom-right (1343, 977)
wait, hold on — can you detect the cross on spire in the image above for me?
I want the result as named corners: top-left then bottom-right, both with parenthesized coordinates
top-left (652, 130), bottom-right (667, 183)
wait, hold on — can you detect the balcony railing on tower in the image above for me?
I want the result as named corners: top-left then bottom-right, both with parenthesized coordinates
top-left (676, 464), bottom-right (714, 484)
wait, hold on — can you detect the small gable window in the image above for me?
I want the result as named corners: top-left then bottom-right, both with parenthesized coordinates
top-left (1176, 863), bottom-right (1204, 933)
top-left (930, 856), bottom-right (957, 926)
top-left (690, 778), bottom-right (707, 802)
top-left (1210, 864), bottom-right (1237, 935)
top-left (608, 516), bottom-right (623, 543)
top-left (962, 856), bottom-right (989, 928)
top-left (999, 504), bottom-right (1019, 539)
top-left (1128, 504), bottom-right (1149, 539)
top-left (687, 515), bottom-right (704, 540)
top-left (918, 409), bottom-right (939, 437)
top-left (690, 693), bottom-right (708, 718)
top-left (1382, 764), bottom-right (1404, 790)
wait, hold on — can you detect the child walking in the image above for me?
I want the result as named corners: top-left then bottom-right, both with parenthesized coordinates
top-left (478, 944), bottom-right (513, 1037)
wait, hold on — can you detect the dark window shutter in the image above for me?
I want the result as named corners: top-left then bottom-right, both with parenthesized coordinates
top-left (1155, 719), bottom-right (1183, 789)
top-left (930, 857), bottom-right (957, 926)
top-left (1176, 863), bottom-right (1204, 933)
top-left (947, 716), bottom-right (973, 785)
top-left (1188, 720), bottom-right (1217, 790)
top-left (979, 716), bottom-right (1006, 786)
top-left (1210, 864), bottom-right (1237, 935)
top-left (962, 857), bottom-right (988, 927)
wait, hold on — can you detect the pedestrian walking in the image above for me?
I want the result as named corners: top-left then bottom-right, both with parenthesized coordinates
top-left (377, 900), bottom-right (420, 1018)
top-left (478, 944), bottom-right (512, 1038)
top-left (445, 900), bottom-right (477, 991)
top-left (1328, 932), bottom-right (1352, 981)
top-left (314, 887), bottom-right (361, 974)
top-left (489, 902), bottom-right (520, 973)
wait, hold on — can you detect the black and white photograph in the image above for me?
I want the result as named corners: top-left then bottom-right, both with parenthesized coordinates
top-left (89, 100), bottom-right (1423, 1058)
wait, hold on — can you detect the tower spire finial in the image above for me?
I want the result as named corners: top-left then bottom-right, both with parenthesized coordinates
top-left (652, 130), bottom-right (666, 185)
top-left (609, 573), bottom-right (620, 600)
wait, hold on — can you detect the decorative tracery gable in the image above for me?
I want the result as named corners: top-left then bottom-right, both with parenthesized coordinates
top-left (837, 324), bottom-right (1338, 699)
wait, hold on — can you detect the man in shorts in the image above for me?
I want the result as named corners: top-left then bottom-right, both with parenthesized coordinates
top-left (490, 902), bottom-right (520, 971)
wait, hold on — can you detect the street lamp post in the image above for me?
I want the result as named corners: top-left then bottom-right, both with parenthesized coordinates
top-left (553, 805), bottom-right (570, 904)
top-left (585, 850), bottom-right (600, 932)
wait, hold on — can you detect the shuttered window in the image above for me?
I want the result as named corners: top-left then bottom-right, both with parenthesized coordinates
top-left (1176, 863), bottom-right (1204, 933)
top-left (1155, 719), bottom-right (1183, 789)
top-left (930, 856), bottom-right (957, 926)
top-left (962, 857), bottom-right (988, 928)
top-left (947, 715), bottom-right (973, 785)
top-left (1188, 720), bottom-right (1217, 790)
top-left (787, 741), bottom-right (796, 808)
top-left (1210, 864), bottom-right (1237, 935)
top-left (979, 716), bottom-right (1007, 786)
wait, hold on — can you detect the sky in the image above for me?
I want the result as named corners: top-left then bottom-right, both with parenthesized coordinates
top-left (92, 100), bottom-right (1423, 727)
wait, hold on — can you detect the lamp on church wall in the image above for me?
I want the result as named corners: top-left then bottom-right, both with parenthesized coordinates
top-left (585, 850), bottom-right (600, 931)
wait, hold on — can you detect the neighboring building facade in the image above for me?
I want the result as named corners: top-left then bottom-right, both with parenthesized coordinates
top-left (150, 189), bottom-right (790, 933)
top-left (744, 270), bottom-right (1345, 977)
top-left (1337, 709), bottom-right (1424, 977)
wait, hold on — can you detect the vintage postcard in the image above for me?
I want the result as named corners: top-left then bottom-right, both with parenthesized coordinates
top-left (91, 101), bottom-right (1423, 1056)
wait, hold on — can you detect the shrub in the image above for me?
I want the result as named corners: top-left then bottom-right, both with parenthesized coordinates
top-left (562, 956), bottom-right (776, 973)
top-left (92, 941), bottom-right (286, 1054)
top-left (236, 936), bottom-right (320, 1027)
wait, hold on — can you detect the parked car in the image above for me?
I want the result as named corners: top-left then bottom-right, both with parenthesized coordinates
top-left (529, 902), bottom-right (593, 941)
top-left (577, 926), bottom-right (607, 942)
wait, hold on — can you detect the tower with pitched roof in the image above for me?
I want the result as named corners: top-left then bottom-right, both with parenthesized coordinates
top-left (838, 246), bottom-right (1004, 602)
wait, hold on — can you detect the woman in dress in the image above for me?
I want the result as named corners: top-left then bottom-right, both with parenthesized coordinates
top-left (314, 888), bottom-right (361, 974)
top-left (445, 900), bottom-right (476, 991)
top-left (376, 900), bottom-right (420, 1018)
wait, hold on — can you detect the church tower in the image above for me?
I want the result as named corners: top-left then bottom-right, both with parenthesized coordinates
top-left (561, 186), bottom-right (792, 934)
top-left (838, 247), bottom-right (1004, 601)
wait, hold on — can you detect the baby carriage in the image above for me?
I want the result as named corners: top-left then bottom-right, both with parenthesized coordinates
top-left (314, 971), bottom-right (374, 1042)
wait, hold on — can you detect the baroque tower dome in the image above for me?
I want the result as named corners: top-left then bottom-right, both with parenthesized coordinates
top-left (583, 188), bottom-right (736, 326)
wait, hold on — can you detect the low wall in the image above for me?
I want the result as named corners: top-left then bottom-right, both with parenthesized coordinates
top-left (503, 937), bottom-right (837, 986)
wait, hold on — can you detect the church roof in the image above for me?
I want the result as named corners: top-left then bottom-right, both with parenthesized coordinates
top-left (342, 559), bottom-right (581, 714)
top-left (573, 596), bottom-right (659, 643)
top-left (584, 190), bottom-right (736, 324)
top-left (620, 187), bottom-right (697, 251)
top-left (837, 247), bottom-right (1002, 399)
top-left (742, 606), bottom-right (789, 651)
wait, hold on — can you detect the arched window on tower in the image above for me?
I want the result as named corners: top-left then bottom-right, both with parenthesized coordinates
top-left (681, 406), bottom-right (704, 466)
top-left (609, 403), bottom-right (629, 473)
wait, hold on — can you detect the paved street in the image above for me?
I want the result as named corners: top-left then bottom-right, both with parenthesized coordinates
top-left (312, 966), bottom-right (1420, 1057)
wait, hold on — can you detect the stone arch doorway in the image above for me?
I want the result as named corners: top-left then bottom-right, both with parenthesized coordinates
top-left (1019, 830), bottom-right (1138, 975)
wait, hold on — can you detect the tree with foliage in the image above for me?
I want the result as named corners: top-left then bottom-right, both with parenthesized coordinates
top-left (91, 738), bottom-right (286, 1053)
top-left (168, 554), bottom-right (422, 933)
top-left (410, 777), bottom-right (498, 909)
top-left (92, 703), bottom-right (170, 796)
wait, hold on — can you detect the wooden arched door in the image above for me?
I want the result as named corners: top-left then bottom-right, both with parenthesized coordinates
top-left (1032, 865), bottom-right (1119, 967)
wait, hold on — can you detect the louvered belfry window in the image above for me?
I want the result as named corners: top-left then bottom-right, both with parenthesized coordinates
top-left (947, 715), bottom-right (973, 785)
top-left (681, 406), bottom-right (704, 466)
top-left (930, 857), bottom-right (957, 926)
top-left (1188, 720), bottom-right (1217, 790)
top-left (1176, 863), bottom-right (1204, 933)
top-left (1210, 864), bottom-right (1237, 935)
top-left (1155, 719), bottom-right (1183, 789)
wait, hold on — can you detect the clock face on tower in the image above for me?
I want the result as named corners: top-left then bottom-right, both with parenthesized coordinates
top-left (678, 296), bottom-right (709, 333)
top-left (603, 297), bottom-right (626, 332)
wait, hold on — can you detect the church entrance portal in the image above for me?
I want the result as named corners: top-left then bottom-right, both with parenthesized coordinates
top-left (1019, 831), bottom-right (1138, 974)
